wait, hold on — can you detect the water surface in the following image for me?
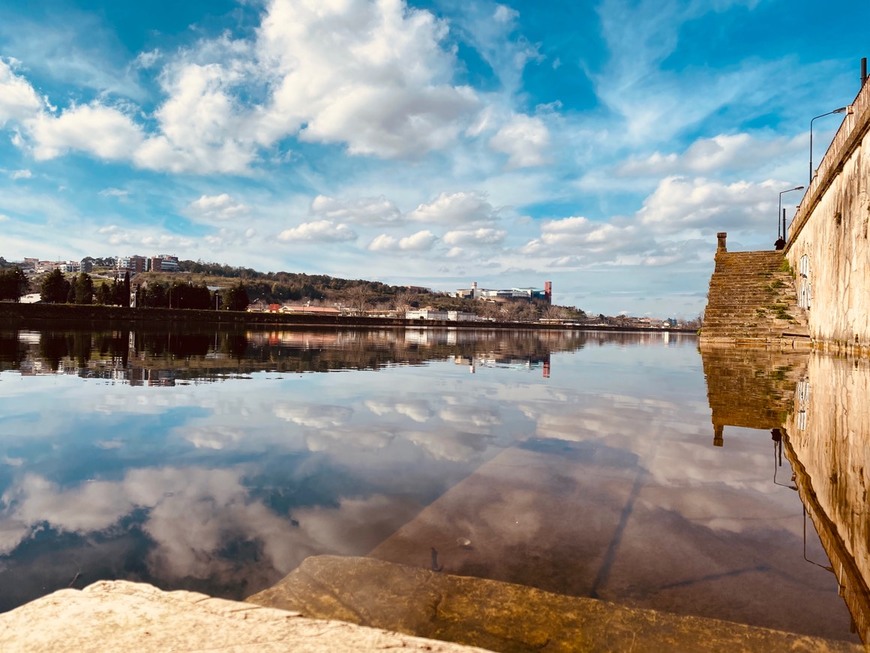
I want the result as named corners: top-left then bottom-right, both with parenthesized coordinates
top-left (0, 327), bottom-right (863, 644)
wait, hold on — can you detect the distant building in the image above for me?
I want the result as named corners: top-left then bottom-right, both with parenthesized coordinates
top-left (148, 255), bottom-right (179, 272)
top-left (118, 255), bottom-right (147, 275)
top-left (279, 304), bottom-right (341, 315)
top-left (406, 308), bottom-right (481, 322)
top-left (453, 280), bottom-right (552, 304)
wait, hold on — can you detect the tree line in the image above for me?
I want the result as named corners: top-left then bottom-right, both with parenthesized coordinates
top-left (24, 269), bottom-right (250, 311)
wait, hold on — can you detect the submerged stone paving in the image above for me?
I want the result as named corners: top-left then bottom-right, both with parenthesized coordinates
top-left (248, 555), bottom-right (862, 653)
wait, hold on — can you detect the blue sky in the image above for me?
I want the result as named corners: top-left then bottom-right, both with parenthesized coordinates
top-left (0, 0), bottom-right (867, 318)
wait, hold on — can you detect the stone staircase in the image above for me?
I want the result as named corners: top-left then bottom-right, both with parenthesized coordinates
top-left (700, 244), bottom-right (810, 347)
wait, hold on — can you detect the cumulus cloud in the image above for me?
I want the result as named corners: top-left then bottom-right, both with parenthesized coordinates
top-left (407, 191), bottom-right (497, 224)
top-left (310, 195), bottom-right (402, 226)
top-left (523, 216), bottom-right (632, 252)
top-left (277, 220), bottom-right (357, 243)
top-left (26, 103), bottom-right (144, 161)
top-left (253, 0), bottom-right (479, 158)
top-left (95, 224), bottom-right (195, 250)
top-left (368, 230), bottom-right (437, 252)
top-left (518, 214), bottom-right (677, 267)
top-left (616, 133), bottom-right (805, 177)
top-left (489, 114), bottom-right (550, 168)
top-left (443, 227), bottom-right (506, 247)
top-left (134, 60), bottom-right (257, 174)
top-left (637, 175), bottom-right (777, 233)
top-left (187, 193), bottom-right (249, 222)
top-left (1, 1), bottom-right (486, 172)
top-left (0, 58), bottom-right (43, 127)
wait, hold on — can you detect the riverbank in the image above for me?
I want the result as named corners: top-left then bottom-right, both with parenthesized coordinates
top-left (0, 302), bottom-right (696, 333)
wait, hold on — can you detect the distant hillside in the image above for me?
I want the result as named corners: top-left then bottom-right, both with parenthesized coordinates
top-left (142, 261), bottom-right (585, 322)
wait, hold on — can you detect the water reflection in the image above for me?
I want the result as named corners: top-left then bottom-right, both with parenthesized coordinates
top-left (782, 355), bottom-right (870, 643)
top-left (0, 327), bottom-right (862, 644)
top-left (701, 347), bottom-right (869, 644)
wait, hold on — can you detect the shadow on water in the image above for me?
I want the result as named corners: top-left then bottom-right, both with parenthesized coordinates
top-left (700, 346), bottom-right (870, 644)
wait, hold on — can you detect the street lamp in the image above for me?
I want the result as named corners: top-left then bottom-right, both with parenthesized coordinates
top-left (777, 185), bottom-right (805, 247)
top-left (809, 106), bottom-right (848, 184)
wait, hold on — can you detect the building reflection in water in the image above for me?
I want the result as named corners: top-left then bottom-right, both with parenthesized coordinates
top-left (701, 347), bottom-right (870, 644)
top-left (1, 326), bottom-right (677, 381)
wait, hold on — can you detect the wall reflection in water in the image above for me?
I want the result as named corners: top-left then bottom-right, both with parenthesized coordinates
top-left (701, 347), bottom-right (869, 644)
top-left (784, 355), bottom-right (870, 644)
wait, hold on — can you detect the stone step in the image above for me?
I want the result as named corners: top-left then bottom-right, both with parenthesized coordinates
top-left (701, 247), bottom-right (808, 344)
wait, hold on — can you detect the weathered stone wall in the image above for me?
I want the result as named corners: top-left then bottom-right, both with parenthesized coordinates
top-left (786, 76), bottom-right (870, 354)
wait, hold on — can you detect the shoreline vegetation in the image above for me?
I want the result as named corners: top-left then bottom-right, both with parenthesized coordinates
top-left (0, 302), bottom-right (697, 333)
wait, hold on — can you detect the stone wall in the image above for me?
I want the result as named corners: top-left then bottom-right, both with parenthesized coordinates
top-left (786, 74), bottom-right (870, 354)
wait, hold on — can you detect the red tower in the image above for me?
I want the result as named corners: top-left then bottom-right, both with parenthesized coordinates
top-left (544, 281), bottom-right (552, 304)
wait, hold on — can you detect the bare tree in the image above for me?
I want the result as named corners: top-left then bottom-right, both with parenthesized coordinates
top-left (345, 284), bottom-right (371, 316)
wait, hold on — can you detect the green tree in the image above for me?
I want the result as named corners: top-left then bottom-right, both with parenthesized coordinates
top-left (40, 269), bottom-right (70, 304)
top-left (0, 267), bottom-right (28, 301)
top-left (222, 283), bottom-right (250, 311)
top-left (122, 271), bottom-right (131, 307)
top-left (71, 273), bottom-right (94, 304)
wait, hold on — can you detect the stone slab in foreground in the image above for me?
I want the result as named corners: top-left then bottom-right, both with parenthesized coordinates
top-left (247, 555), bottom-right (863, 653)
top-left (0, 579), bottom-right (490, 653)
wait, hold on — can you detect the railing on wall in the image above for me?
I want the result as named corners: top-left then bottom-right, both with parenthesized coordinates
top-left (787, 71), bottom-right (870, 246)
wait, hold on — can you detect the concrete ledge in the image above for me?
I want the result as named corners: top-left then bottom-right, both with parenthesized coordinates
top-left (0, 579), bottom-right (490, 653)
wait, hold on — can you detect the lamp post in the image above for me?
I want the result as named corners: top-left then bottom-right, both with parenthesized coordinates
top-left (777, 185), bottom-right (805, 246)
top-left (809, 106), bottom-right (848, 184)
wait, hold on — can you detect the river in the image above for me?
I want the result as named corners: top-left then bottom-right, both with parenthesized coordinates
top-left (0, 326), bottom-right (864, 645)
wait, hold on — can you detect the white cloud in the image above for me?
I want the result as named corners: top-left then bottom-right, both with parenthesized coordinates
top-left (407, 191), bottom-right (497, 224)
top-left (253, 0), bottom-right (479, 159)
top-left (0, 58), bottom-right (43, 126)
top-left (489, 114), bottom-right (550, 168)
top-left (616, 133), bottom-right (805, 178)
top-left (26, 103), bottom-right (144, 161)
top-left (493, 5), bottom-right (519, 23)
top-left (443, 227), bottom-right (506, 247)
top-left (522, 216), bottom-right (635, 255)
top-left (638, 175), bottom-right (777, 233)
top-left (311, 195), bottom-right (402, 226)
top-left (0, 1), bottom-right (484, 172)
top-left (95, 224), bottom-right (196, 250)
top-left (187, 193), bottom-right (249, 222)
top-left (134, 60), bottom-right (257, 174)
top-left (134, 49), bottom-right (162, 70)
top-left (99, 188), bottom-right (129, 199)
top-left (277, 220), bottom-right (357, 243)
top-left (368, 230), bottom-right (437, 252)
top-left (10, 169), bottom-right (31, 180)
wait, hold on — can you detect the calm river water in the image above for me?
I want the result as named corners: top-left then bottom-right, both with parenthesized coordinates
top-left (0, 326), bottom-right (865, 644)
